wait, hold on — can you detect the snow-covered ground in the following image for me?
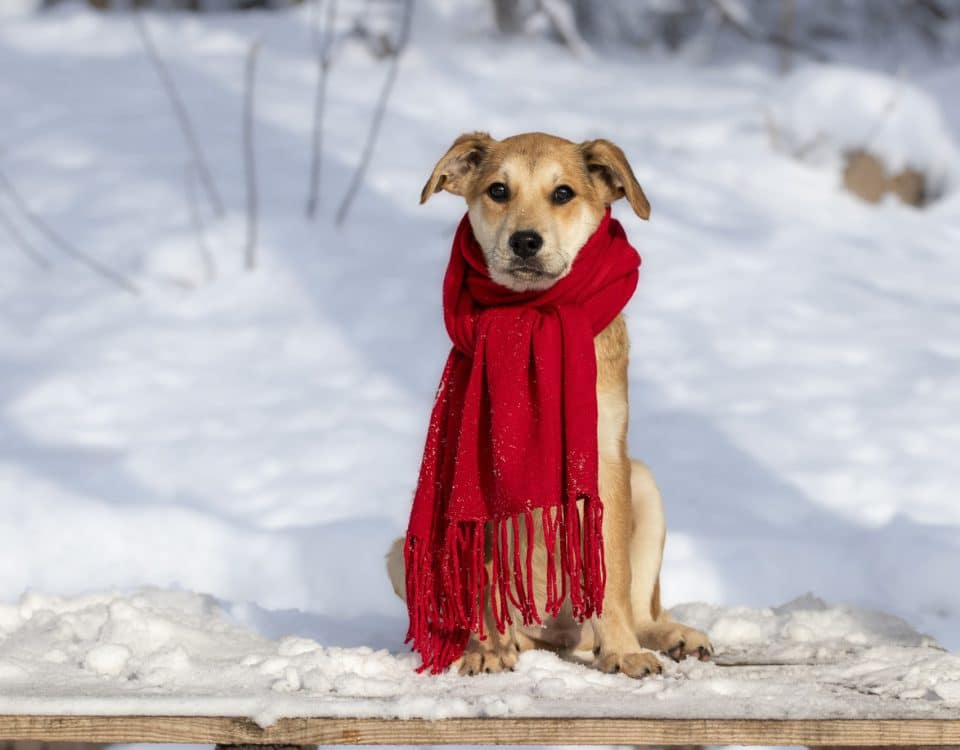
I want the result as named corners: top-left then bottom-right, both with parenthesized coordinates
top-left (1, 588), bottom-right (958, 724)
top-left (1, 0), bottom-right (959, 718)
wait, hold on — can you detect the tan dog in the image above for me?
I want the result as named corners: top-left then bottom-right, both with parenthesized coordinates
top-left (387, 132), bottom-right (713, 678)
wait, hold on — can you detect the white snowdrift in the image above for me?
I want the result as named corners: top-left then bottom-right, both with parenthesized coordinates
top-left (768, 66), bottom-right (960, 196)
top-left (0, 588), bottom-right (957, 727)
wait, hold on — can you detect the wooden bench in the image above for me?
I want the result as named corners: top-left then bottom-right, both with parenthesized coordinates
top-left (3, 715), bottom-right (960, 747)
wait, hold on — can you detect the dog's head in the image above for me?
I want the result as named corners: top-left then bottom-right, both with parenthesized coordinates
top-left (421, 132), bottom-right (649, 292)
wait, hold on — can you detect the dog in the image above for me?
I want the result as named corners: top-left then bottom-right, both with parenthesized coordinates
top-left (387, 131), bottom-right (713, 678)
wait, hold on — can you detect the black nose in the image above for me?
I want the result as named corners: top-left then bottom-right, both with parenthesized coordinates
top-left (509, 230), bottom-right (543, 259)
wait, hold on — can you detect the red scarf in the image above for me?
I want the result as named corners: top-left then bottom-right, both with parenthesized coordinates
top-left (404, 208), bottom-right (641, 674)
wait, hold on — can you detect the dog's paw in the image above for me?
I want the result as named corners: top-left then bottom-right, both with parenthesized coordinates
top-left (595, 650), bottom-right (663, 678)
top-left (638, 623), bottom-right (713, 662)
top-left (458, 638), bottom-right (519, 676)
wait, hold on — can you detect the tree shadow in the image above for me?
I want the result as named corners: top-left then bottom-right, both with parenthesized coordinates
top-left (630, 379), bottom-right (960, 649)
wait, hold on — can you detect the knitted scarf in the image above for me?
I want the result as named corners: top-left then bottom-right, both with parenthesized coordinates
top-left (405, 208), bottom-right (641, 674)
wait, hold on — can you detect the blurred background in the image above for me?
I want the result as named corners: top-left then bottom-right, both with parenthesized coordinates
top-left (1, 0), bottom-right (958, 659)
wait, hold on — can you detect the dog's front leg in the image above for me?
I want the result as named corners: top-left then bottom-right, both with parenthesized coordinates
top-left (458, 531), bottom-right (522, 675)
top-left (458, 623), bottom-right (520, 675)
top-left (590, 391), bottom-right (663, 679)
top-left (385, 535), bottom-right (521, 675)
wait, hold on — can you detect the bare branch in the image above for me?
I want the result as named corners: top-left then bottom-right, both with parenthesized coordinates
top-left (710, 0), bottom-right (828, 63)
top-left (779, 0), bottom-right (794, 74)
top-left (348, 18), bottom-right (399, 59)
top-left (491, 0), bottom-right (526, 34)
top-left (0, 167), bottom-right (140, 295)
top-left (0, 200), bottom-right (52, 270)
top-left (336, 0), bottom-right (415, 226)
top-left (184, 163), bottom-right (216, 282)
top-left (243, 40), bottom-right (262, 271)
top-left (134, 11), bottom-right (225, 218)
top-left (305, 0), bottom-right (338, 219)
top-left (916, 0), bottom-right (949, 21)
top-left (536, 0), bottom-right (591, 58)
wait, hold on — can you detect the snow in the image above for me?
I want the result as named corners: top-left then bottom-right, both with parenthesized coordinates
top-left (0, 1), bottom-right (37, 18)
top-left (0, 587), bottom-right (958, 726)
top-left (768, 66), bottom-right (960, 195)
top-left (1, 0), bottom-right (959, 723)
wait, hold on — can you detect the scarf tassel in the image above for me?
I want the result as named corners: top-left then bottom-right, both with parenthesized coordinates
top-left (405, 495), bottom-right (605, 674)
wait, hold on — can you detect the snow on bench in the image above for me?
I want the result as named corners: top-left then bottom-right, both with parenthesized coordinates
top-left (0, 588), bottom-right (958, 746)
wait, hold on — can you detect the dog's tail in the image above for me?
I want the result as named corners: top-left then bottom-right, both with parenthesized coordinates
top-left (386, 536), bottom-right (406, 602)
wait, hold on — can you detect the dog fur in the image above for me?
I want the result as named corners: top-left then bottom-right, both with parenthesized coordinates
top-left (387, 132), bottom-right (712, 678)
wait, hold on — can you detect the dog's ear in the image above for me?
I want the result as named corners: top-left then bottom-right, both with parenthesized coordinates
top-left (420, 132), bottom-right (494, 204)
top-left (580, 139), bottom-right (650, 220)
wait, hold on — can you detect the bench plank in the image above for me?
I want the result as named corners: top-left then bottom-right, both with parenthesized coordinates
top-left (2, 716), bottom-right (960, 746)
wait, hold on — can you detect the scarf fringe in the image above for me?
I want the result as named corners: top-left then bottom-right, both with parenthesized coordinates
top-left (405, 495), bottom-right (605, 674)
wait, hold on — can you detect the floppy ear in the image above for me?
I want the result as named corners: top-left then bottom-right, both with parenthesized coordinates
top-left (580, 139), bottom-right (651, 220)
top-left (420, 131), bottom-right (494, 204)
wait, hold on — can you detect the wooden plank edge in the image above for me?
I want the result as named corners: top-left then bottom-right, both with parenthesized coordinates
top-left (1, 716), bottom-right (960, 746)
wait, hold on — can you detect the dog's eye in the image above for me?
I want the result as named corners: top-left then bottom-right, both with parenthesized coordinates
top-left (487, 182), bottom-right (509, 202)
top-left (552, 185), bottom-right (575, 205)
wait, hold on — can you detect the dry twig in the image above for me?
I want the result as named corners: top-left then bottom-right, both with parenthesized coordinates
top-left (335, 0), bottom-right (414, 226)
top-left (710, 0), bottom-right (828, 63)
top-left (536, 0), bottom-right (590, 58)
top-left (134, 11), bottom-right (225, 218)
top-left (0, 167), bottom-right (140, 295)
top-left (0, 201), bottom-right (51, 270)
top-left (184, 163), bottom-right (216, 282)
top-left (243, 40), bottom-right (262, 271)
top-left (305, 0), bottom-right (338, 219)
